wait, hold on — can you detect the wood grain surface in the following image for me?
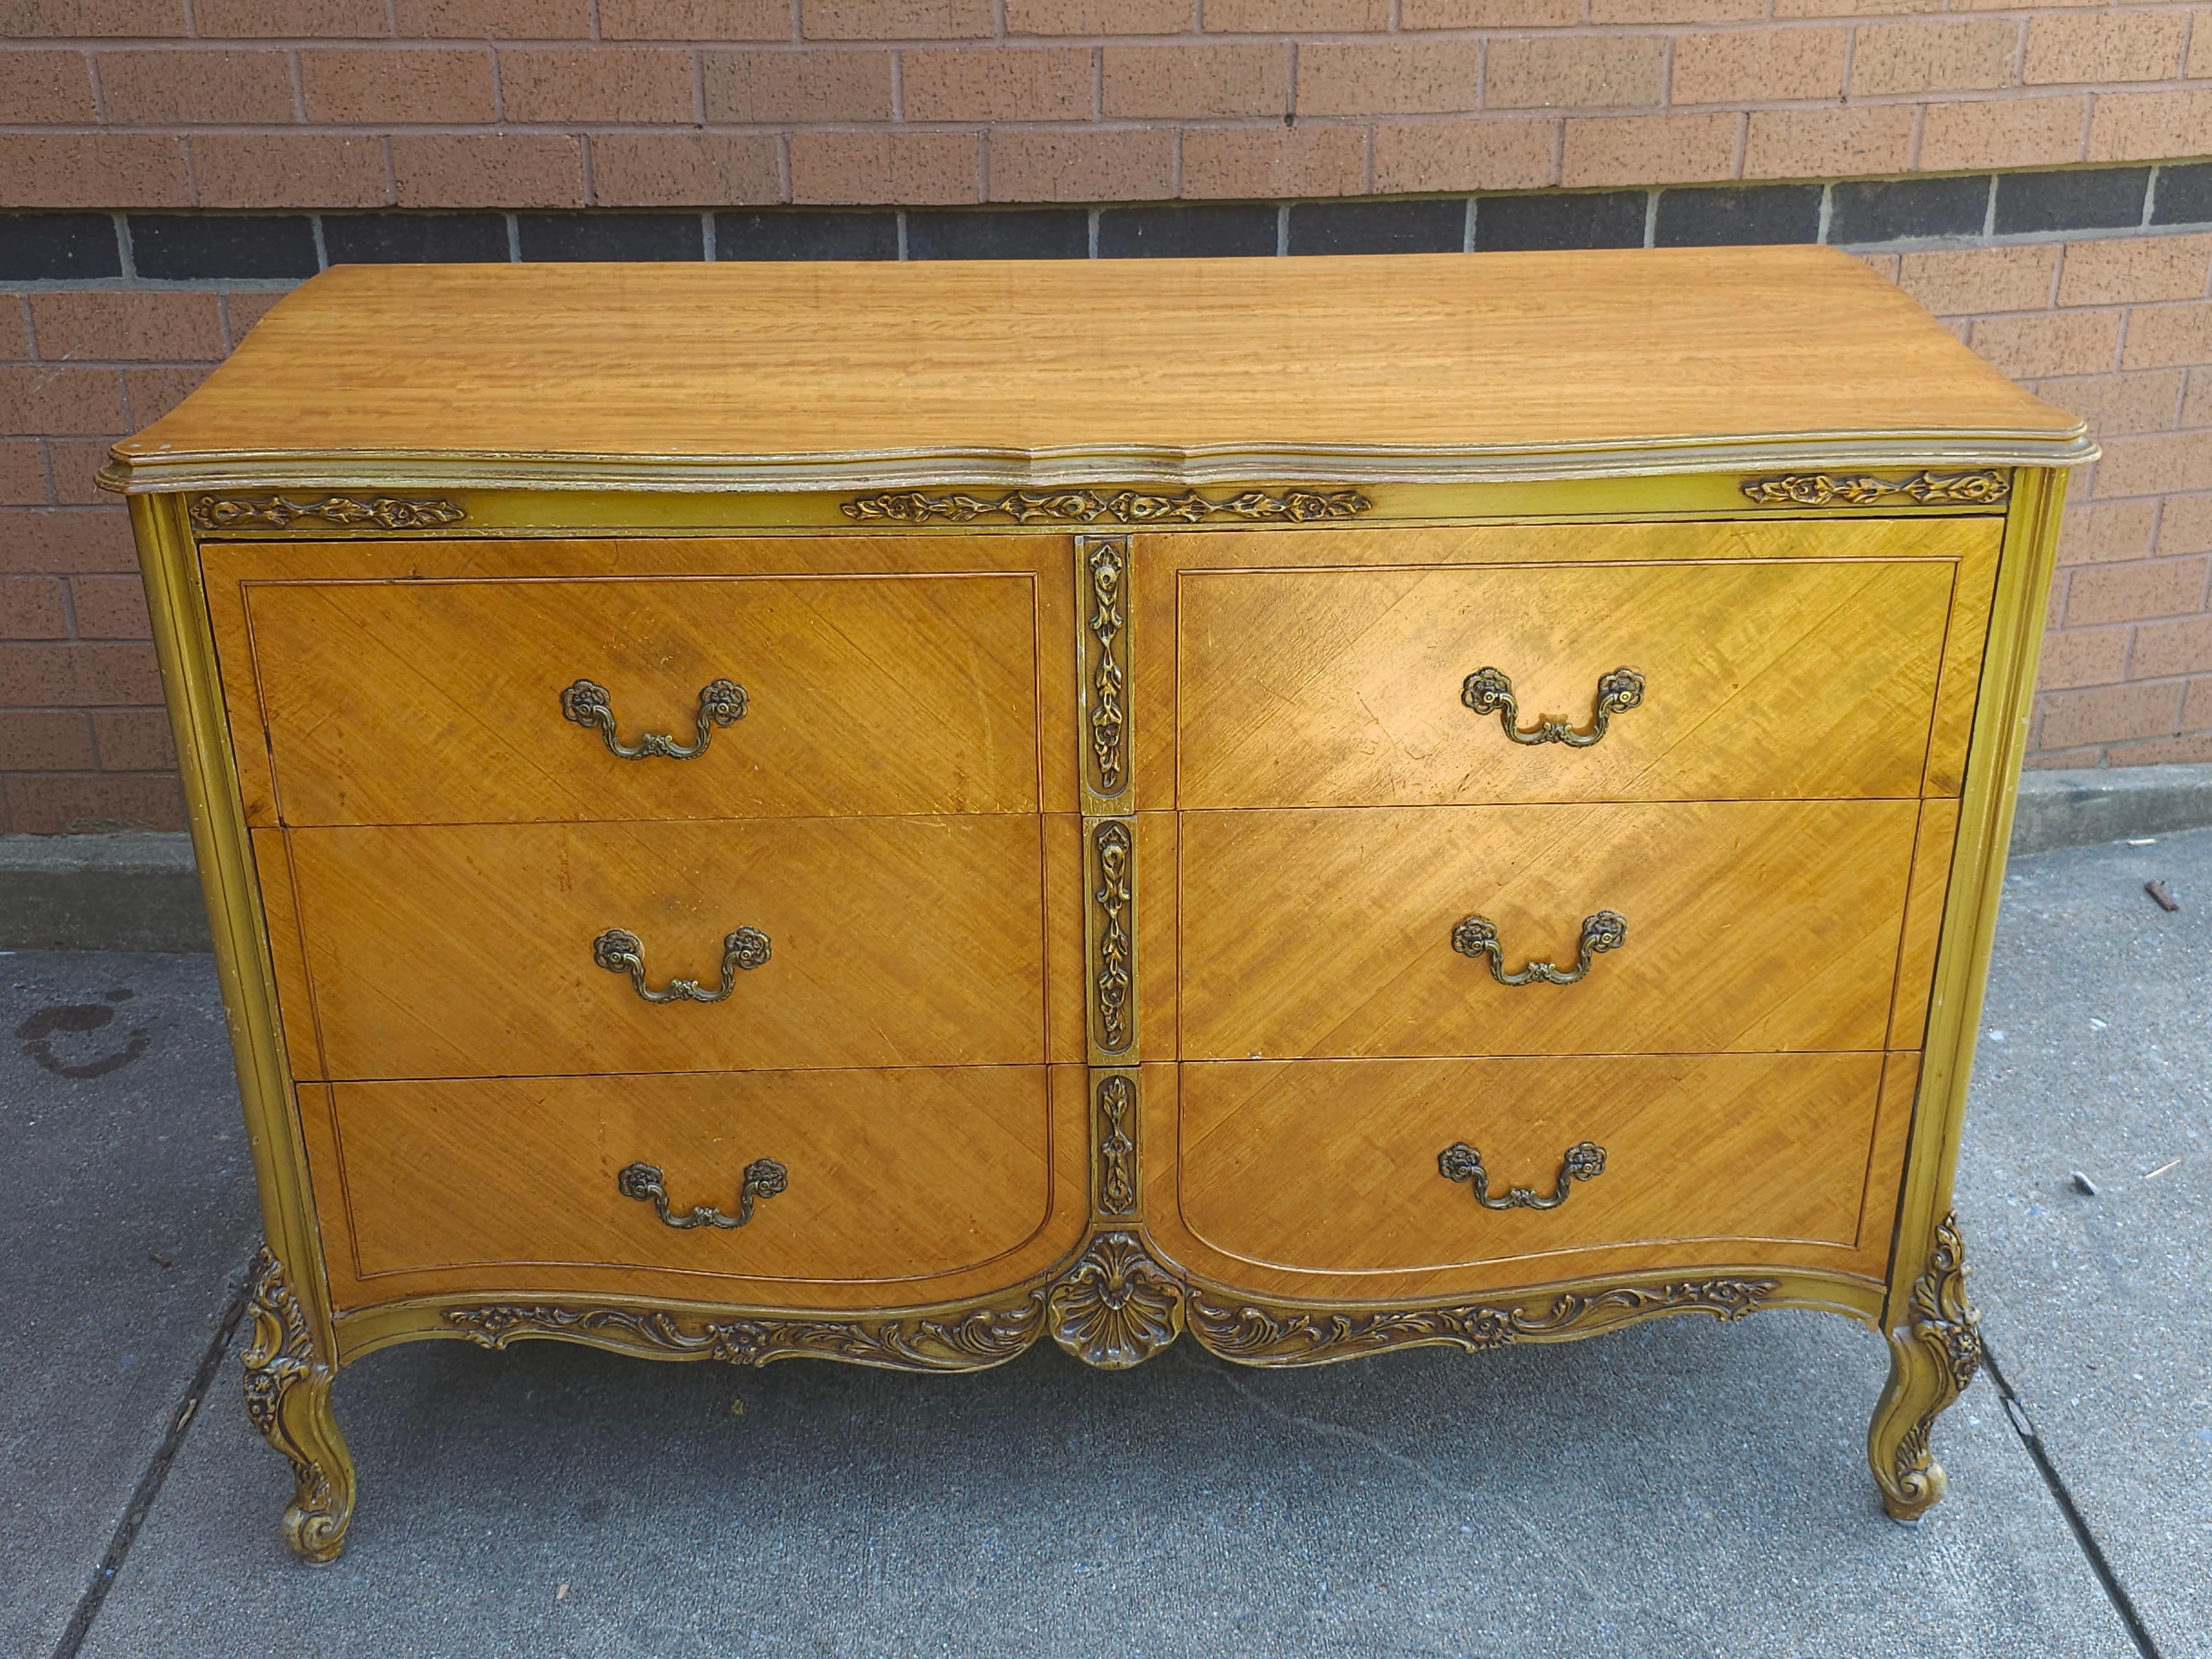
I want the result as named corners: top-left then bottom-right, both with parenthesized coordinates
top-left (1177, 557), bottom-right (1958, 808)
top-left (1178, 799), bottom-right (1922, 1059)
top-left (278, 815), bottom-right (1076, 1079)
top-left (114, 252), bottom-right (2078, 484)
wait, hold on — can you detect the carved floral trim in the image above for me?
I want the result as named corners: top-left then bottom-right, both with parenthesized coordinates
top-left (1096, 1073), bottom-right (1137, 1218)
top-left (841, 487), bottom-right (1371, 525)
top-left (1738, 471), bottom-right (2009, 508)
top-left (190, 493), bottom-right (467, 531)
top-left (1047, 1232), bottom-right (1184, 1369)
top-left (1092, 819), bottom-right (1134, 1055)
top-left (1085, 536), bottom-right (1129, 796)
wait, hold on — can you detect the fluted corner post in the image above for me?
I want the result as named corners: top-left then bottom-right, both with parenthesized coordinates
top-left (1867, 1212), bottom-right (1983, 1523)
top-left (242, 1247), bottom-right (356, 1562)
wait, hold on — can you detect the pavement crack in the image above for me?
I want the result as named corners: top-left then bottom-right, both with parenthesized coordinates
top-left (1982, 1337), bottom-right (2164, 1659)
top-left (48, 1252), bottom-right (254, 1659)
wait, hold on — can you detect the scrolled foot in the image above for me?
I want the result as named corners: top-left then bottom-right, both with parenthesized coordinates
top-left (242, 1247), bottom-right (356, 1563)
top-left (1867, 1211), bottom-right (1981, 1524)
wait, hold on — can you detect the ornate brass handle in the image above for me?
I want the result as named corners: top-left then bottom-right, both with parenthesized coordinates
top-left (618, 1159), bottom-right (787, 1229)
top-left (561, 677), bottom-right (746, 760)
top-left (1461, 666), bottom-right (1643, 747)
top-left (1451, 910), bottom-right (1625, 985)
top-left (1438, 1141), bottom-right (1606, 1210)
top-left (593, 926), bottom-right (771, 1004)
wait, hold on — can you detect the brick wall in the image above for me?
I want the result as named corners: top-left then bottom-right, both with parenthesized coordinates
top-left (3, 5), bottom-right (2211, 830)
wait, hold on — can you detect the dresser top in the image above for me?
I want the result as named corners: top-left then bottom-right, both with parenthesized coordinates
top-left (110, 247), bottom-right (2088, 493)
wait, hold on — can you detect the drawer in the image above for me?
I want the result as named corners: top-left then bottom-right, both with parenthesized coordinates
top-left (312, 1068), bottom-right (1054, 1288)
top-left (1176, 555), bottom-right (1963, 808)
top-left (1178, 1053), bottom-right (1887, 1275)
top-left (236, 570), bottom-right (1044, 825)
top-left (279, 816), bottom-right (1062, 1079)
top-left (1179, 799), bottom-right (1923, 1058)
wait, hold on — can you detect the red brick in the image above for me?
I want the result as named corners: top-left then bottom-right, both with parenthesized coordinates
top-left (0, 369), bottom-right (126, 439)
top-left (2165, 494), bottom-right (2212, 555)
top-left (789, 131), bottom-right (979, 204)
top-left (1486, 37), bottom-right (1665, 111)
top-left (2038, 369), bottom-right (2185, 438)
top-left (0, 640), bottom-right (164, 706)
top-left (191, 135), bottom-right (392, 210)
top-left (2057, 234), bottom-right (2212, 307)
top-left (2099, 730), bottom-right (2212, 766)
top-left (2194, 15), bottom-right (2212, 80)
top-left (601, 0), bottom-right (789, 38)
top-left (2025, 11), bottom-right (2188, 85)
top-left (1894, 245), bottom-right (2056, 317)
top-left (1850, 20), bottom-right (2018, 97)
top-left (394, 0), bottom-right (591, 35)
top-left (2183, 676), bottom-right (2212, 732)
top-left (2034, 625), bottom-right (2131, 690)
top-left (2095, 432), bottom-right (2212, 498)
top-left (90, 708), bottom-right (175, 772)
top-left (0, 136), bottom-right (190, 210)
top-left (0, 508), bottom-right (134, 575)
top-left (1594, 0), bottom-right (1761, 18)
top-left (1673, 28), bottom-right (1846, 106)
top-left (0, 49), bottom-right (95, 122)
top-left (702, 49), bottom-right (893, 122)
top-left (1180, 123), bottom-right (1364, 199)
top-left (1743, 106), bottom-right (1912, 181)
top-left (2066, 554), bottom-right (2210, 625)
top-left (1562, 112), bottom-right (1735, 188)
top-left (0, 299), bottom-right (23, 361)
top-left (2056, 498), bottom-right (2157, 565)
top-left (1374, 118), bottom-right (1555, 194)
top-left (68, 572), bottom-right (150, 639)
top-left (1204, 0), bottom-right (1384, 27)
top-left (1405, 0), bottom-right (1579, 24)
top-left (499, 48), bottom-right (696, 123)
top-left (45, 440), bottom-right (113, 506)
top-left (1008, 0), bottom-right (1192, 30)
top-left (123, 367), bottom-right (211, 427)
top-left (2037, 678), bottom-right (2185, 748)
top-left (1103, 44), bottom-right (1287, 120)
top-left (2122, 302), bottom-right (2212, 371)
top-left (0, 444), bottom-right (44, 508)
top-left (590, 134), bottom-right (780, 207)
top-left (300, 49), bottom-right (495, 123)
top-left (0, 0), bottom-right (184, 35)
top-left (392, 134), bottom-right (584, 207)
top-left (903, 48), bottom-right (1092, 121)
top-left (989, 128), bottom-right (1173, 202)
top-left (2130, 613), bottom-right (2212, 681)
top-left (0, 576), bottom-right (66, 639)
top-left (1969, 310), bottom-right (2122, 379)
top-left (2183, 368), bottom-right (2212, 431)
top-left (97, 49), bottom-right (296, 124)
top-left (2089, 90), bottom-right (2212, 164)
top-left (800, 0), bottom-right (993, 40)
top-left (28, 293), bottom-right (224, 363)
top-left (3, 774), bottom-right (185, 833)
top-left (196, 0), bottom-right (389, 34)
top-left (0, 711), bottom-right (93, 771)
top-left (1918, 96), bottom-right (2086, 173)
top-left (1301, 41), bottom-right (1485, 116)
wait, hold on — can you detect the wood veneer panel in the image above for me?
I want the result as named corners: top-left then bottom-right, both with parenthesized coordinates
top-left (1178, 1053), bottom-right (1883, 1275)
top-left (1180, 799), bottom-right (1919, 1059)
top-left (1887, 798), bottom-right (1962, 1051)
top-left (286, 816), bottom-right (1050, 1079)
top-left (1178, 556), bottom-right (1957, 807)
top-left (248, 826), bottom-right (324, 1083)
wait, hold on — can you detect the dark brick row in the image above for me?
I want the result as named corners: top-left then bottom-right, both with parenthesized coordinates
top-left (4, 163), bottom-right (2209, 280)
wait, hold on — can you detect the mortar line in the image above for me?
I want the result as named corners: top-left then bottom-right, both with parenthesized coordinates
top-left (48, 1255), bottom-right (254, 1659)
top-left (1981, 1338), bottom-right (2163, 1659)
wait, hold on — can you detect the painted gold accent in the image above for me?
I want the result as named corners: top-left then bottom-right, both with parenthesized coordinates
top-left (1740, 471), bottom-right (2010, 508)
top-left (617, 1157), bottom-right (787, 1230)
top-left (242, 1247), bottom-right (354, 1564)
top-left (443, 1292), bottom-right (1047, 1372)
top-left (592, 925), bottom-right (771, 1004)
top-left (1869, 1211), bottom-right (1983, 1522)
top-left (1438, 1140), bottom-right (1606, 1211)
top-left (1047, 1232), bottom-right (1185, 1369)
top-left (1450, 909), bottom-right (1627, 986)
top-left (1084, 537), bottom-right (1130, 796)
top-left (1460, 665), bottom-right (1645, 748)
top-left (189, 493), bottom-right (466, 531)
top-left (1092, 820), bottom-right (1133, 1055)
top-left (1095, 1073), bottom-right (1137, 1218)
top-left (842, 486), bottom-right (1371, 526)
top-left (561, 677), bottom-right (746, 760)
top-left (1188, 1276), bottom-right (1779, 1367)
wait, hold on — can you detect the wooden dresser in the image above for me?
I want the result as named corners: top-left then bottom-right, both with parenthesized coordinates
top-left (107, 249), bottom-right (2089, 1561)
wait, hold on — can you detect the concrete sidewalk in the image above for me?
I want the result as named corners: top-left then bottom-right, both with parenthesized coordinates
top-left (7, 828), bottom-right (2207, 1658)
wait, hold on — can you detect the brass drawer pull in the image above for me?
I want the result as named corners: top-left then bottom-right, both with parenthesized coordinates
top-left (1461, 665), bottom-right (1643, 747)
top-left (618, 1158), bottom-right (787, 1230)
top-left (1451, 910), bottom-right (1625, 985)
top-left (593, 926), bottom-right (771, 1004)
top-left (561, 677), bottom-right (747, 760)
top-left (1438, 1140), bottom-right (1606, 1211)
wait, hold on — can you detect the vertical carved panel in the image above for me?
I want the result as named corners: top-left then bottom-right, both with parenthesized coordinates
top-left (1081, 535), bottom-right (1130, 801)
top-left (1092, 817), bottom-right (1134, 1055)
top-left (1095, 1072), bottom-right (1137, 1217)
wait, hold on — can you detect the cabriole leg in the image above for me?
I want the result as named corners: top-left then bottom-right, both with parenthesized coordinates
top-left (241, 1246), bottom-right (356, 1563)
top-left (1867, 1211), bottom-right (1983, 1523)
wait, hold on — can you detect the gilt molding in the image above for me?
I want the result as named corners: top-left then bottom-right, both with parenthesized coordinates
top-left (1095, 1072), bottom-right (1138, 1218)
top-left (1092, 818), bottom-right (1134, 1056)
top-left (1047, 1232), bottom-right (1185, 1369)
top-left (841, 486), bottom-right (1371, 526)
top-left (1878, 1211), bottom-right (1984, 1520)
top-left (1082, 535), bottom-right (1130, 797)
top-left (241, 1246), bottom-right (352, 1562)
top-left (189, 493), bottom-right (467, 531)
top-left (1739, 470), bottom-right (2010, 508)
